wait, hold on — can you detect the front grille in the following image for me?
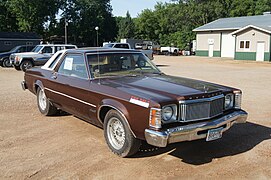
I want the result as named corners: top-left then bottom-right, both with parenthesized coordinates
top-left (179, 95), bottom-right (224, 122)
top-left (9, 55), bottom-right (15, 62)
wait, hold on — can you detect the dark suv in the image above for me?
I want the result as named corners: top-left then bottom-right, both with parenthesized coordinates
top-left (0, 45), bottom-right (35, 67)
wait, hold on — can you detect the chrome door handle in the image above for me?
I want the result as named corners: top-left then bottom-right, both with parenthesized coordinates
top-left (51, 72), bottom-right (57, 79)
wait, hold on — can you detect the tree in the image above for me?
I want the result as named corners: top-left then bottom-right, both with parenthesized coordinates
top-left (133, 0), bottom-right (271, 49)
top-left (0, 0), bottom-right (18, 31)
top-left (117, 11), bottom-right (135, 40)
top-left (44, 0), bottom-right (117, 46)
top-left (7, 0), bottom-right (60, 35)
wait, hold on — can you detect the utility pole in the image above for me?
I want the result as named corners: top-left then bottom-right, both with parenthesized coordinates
top-left (65, 18), bottom-right (68, 44)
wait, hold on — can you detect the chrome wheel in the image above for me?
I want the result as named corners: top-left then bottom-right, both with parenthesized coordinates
top-left (23, 62), bottom-right (32, 69)
top-left (107, 117), bottom-right (125, 150)
top-left (20, 60), bottom-right (33, 71)
top-left (38, 89), bottom-right (47, 111)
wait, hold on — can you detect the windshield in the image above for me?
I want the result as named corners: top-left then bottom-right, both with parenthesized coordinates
top-left (87, 52), bottom-right (161, 78)
top-left (31, 45), bottom-right (43, 52)
top-left (9, 46), bottom-right (20, 52)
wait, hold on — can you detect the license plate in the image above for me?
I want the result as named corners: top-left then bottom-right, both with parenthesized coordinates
top-left (206, 127), bottom-right (223, 141)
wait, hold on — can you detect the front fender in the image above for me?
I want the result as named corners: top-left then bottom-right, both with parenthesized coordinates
top-left (98, 99), bottom-right (136, 137)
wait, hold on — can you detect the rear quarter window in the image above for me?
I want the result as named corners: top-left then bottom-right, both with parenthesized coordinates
top-left (48, 53), bottom-right (63, 69)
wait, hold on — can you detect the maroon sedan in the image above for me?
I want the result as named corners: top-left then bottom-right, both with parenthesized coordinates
top-left (21, 48), bottom-right (248, 157)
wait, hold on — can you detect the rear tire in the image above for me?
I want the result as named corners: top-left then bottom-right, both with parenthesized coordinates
top-left (3, 58), bottom-right (12, 67)
top-left (20, 60), bottom-right (33, 72)
top-left (104, 110), bottom-right (141, 157)
top-left (37, 87), bottom-right (57, 116)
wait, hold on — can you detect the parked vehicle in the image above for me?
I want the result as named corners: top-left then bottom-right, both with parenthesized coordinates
top-left (121, 38), bottom-right (161, 55)
top-left (160, 47), bottom-right (180, 56)
top-left (0, 45), bottom-right (35, 67)
top-left (10, 44), bottom-right (77, 71)
top-left (143, 40), bottom-right (161, 54)
top-left (21, 48), bottom-right (247, 157)
top-left (104, 42), bottom-right (153, 60)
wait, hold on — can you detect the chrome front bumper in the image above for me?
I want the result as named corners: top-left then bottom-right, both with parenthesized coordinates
top-left (145, 110), bottom-right (248, 147)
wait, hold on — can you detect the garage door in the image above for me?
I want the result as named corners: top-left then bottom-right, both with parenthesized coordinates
top-left (221, 33), bottom-right (235, 58)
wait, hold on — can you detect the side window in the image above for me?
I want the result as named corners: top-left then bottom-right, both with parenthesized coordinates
top-left (17, 47), bottom-right (26, 53)
top-left (58, 54), bottom-right (88, 79)
top-left (245, 41), bottom-right (250, 49)
top-left (240, 41), bottom-right (250, 50)
top-left (55, 46), bottom-right (64, 52)
top-left (42, 47), bottom-right (53, 53)
top-left (26, 42), bottom-right (33, 45)
top-left (48, 53), bottom-right (63, 69)
top-left (28, 46), bottom-right (35, 51)
top-left (114, 44), bottom-right (121, 48)
top-left (240, 41), bottom-right (244, 48)
top-left (4, 41), bottom-right (11, 46)
top-left (122, 44), bottom-right (129, 49)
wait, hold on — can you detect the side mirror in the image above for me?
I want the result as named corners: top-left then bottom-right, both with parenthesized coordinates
top-left (38, 51), bottom-right (43, 54)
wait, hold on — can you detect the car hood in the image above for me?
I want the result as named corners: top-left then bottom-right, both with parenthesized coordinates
top-left (100, 74), bottom-right (233, 103)
top-left (12, 52), bottom-right (38, 56)
top-left (0, 52), bottom-right (11, 57)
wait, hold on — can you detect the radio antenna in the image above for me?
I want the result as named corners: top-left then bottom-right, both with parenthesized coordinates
top-left (95, 26), bottom-right (100, 85)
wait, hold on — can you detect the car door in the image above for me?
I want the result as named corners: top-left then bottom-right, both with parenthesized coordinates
top-left (45, 53), bottom-right (94, 120)
top-left (36, 46), bottom-right (54, 65)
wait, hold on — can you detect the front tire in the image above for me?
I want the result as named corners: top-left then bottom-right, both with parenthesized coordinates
top-left (37, 87), bottom-right (57, 116)
top-left (20, 60), bottom-right (33, 72)
top-left (3, 58), bottom-right (12, 67)
top-left (14, 66), bottom-right (21, 71)
top-left (104, 110), bottom-right (141, 157)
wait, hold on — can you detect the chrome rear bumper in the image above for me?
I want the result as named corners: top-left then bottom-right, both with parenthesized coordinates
top-left (145, 110), bottom-right (248, 147)
top-left (21, 81), bottom-right (28, 90)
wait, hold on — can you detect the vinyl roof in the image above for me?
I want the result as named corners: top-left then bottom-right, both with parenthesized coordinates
top-left (193, 14), bottom-right (271, 32)
top-left (66, 47), bottom-right (141, 54)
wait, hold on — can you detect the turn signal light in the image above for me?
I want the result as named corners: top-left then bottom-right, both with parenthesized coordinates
top-left (149, 108), bottom-right (162, 129)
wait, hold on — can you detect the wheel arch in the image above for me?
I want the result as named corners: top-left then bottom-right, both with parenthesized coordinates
top-left (97, 99), bottom-right (136, 138)
top-left (33, 80), bottom-right (44, 95)
top-left (21, 58), bottom-right (34, 65)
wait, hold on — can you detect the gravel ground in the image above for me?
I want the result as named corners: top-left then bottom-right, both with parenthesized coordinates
top-left (0, 56), bottom-right (271, 179)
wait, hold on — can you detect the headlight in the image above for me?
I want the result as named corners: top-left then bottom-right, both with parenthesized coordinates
top-left (162, 105), bottom-right (177, 122)
top-left (15, 56), bottom-right (21, 62)
top-left (162, 106), bottom-right (173, 121)
top-left (224, 94), bottom-right (234, 110)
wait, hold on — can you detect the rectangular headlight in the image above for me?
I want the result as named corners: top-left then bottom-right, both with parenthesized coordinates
top-left (149, 108), bottom-right (162, 129)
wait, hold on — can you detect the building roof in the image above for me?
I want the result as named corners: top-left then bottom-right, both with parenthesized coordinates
top-left (193, 14), bottom-right (271, 32)
top-left (0, 32), bottom-right (41, 40)
top-left (231, 25), bottom-right (271, 35)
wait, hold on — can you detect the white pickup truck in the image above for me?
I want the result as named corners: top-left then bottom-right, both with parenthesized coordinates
top-left (103, 43), bottom-right (154, 60)
top-left (160, 47), bottom-right (180, 56)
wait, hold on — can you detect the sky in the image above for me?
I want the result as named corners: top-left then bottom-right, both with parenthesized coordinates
top-left (111, 0), bottom-right (170, 17)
